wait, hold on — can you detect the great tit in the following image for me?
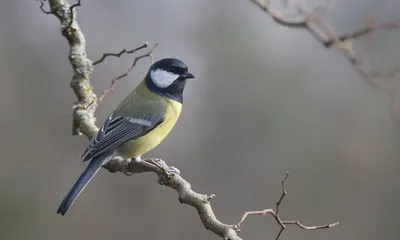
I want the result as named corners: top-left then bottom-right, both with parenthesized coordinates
top-left (57, 58), bottom-right (195, 215)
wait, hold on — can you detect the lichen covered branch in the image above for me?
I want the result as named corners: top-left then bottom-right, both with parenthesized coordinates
top-left (46, 0), bottom-right (97, 137)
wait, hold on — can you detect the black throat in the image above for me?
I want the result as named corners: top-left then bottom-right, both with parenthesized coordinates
top-left (145, 74), bottom-right (186, 103)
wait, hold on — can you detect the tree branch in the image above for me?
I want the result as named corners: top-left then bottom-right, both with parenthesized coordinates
top-left (250, 0), bottom-right (400, 125)
top-left (46, 0), bottom-right (97, 137)
top-left (249, 0), bottom-right (308, 28)
top-left (92, 42), bottom-right (149, 66)
top-left (97, 43), bottom-right (158, 103)
top-left (105, 158), bottom-right (241, 239)
top-left (37, 0), bottom-right (52, 14)
top-left (234, 173), bottom-right (339, 240)
top-left (40, 0), bottom-right (338, 239)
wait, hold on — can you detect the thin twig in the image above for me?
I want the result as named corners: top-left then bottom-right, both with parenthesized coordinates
top-left (250, 0), bottom-right (308, 28)
top-left (370, 65), bottom-right (400, 79)
top-left (234, 173), bottom-right (339, 240)
top-left (276, 172), bottom-right (289, 214)
top-left (93, 42), bottom-right (149, 66)
top-left (281, 220), bottom-right (339, 230)
top-left (36, 0), bottom-right (52, 14)
top-left (66, 0), bottom-right (81, 31)
top-left (324, 20), bottom-right (400, 48)
top-left (97, 43), bottom-right (158, 103)
top-left (250, 0), bottom-right (400, 126)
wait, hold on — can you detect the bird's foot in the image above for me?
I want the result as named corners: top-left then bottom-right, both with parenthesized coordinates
top-left (148, 158), bottom-right (181, 184)
top-left (157, 166), bottom-right (181, 185)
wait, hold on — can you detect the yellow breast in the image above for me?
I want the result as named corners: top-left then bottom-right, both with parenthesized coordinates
top-left (117, 97), bottom-right (182, 158)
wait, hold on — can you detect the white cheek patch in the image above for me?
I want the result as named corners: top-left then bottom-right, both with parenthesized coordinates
top-left (150, 69), bottom-right (179, 88)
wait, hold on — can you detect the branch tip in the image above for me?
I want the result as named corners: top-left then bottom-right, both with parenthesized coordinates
top-left (93, 42), bottom-right (149, 66)
top-left (97, 43), bottom-right (158, 103)
top-left (276, 172), bottom-right (289, 214)
top-left (36, 0), bottom-right (52, 14)
top-left (250, 0), bottom-right (400, 127)
top-left (235, 173), bottom-right (338, 239)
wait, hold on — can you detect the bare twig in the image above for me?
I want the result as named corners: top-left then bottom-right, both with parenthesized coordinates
top-left (250, 0), bottom-right (307, 28)
top-left (250, 0), bottom-right (400, 125)
top-left (93, 42), bottom-right (149, 66)
top-left (275, 172), bottom-right (289, 214)
top-left (370, 65), bottom-right (400, 79)
top-left (97, 43), bottom-right (158, 102)
top-left (37, 0), bottom-right (52, 14)
top-left (234, 173), bottom-right (339, 240)
top-left (324, 20), bottom-right (400, 48)
top-left (66, 0), bottom-right (81, 31)
top-left (281, 220), bottom-right (339, 230)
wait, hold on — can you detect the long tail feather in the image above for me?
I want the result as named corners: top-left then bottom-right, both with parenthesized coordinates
top-left (57, 153), bottom-right (113, 215)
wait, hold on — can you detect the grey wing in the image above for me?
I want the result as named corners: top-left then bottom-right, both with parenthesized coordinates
top-left (81, 111), bottom-right (164, 162)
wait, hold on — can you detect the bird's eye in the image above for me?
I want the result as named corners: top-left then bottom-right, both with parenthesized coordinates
top-left (169, 67), bottom-right (178, 73)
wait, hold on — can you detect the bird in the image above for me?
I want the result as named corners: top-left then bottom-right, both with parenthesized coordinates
top-left (57, 58), bottom-right (195, 216)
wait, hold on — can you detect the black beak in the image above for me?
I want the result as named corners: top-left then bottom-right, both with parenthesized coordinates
top-left (181, 72), bottom-right (195, 79)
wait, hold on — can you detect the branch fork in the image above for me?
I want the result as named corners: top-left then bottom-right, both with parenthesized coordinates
top-left (251, 0), bottom-right (400, 125)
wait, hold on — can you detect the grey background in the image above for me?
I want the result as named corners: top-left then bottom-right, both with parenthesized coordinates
top-left (1, 0), bottom-right (400, 239)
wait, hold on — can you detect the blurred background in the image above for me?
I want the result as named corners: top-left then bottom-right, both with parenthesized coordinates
top-left (1, 0), bottom-right (400, 239)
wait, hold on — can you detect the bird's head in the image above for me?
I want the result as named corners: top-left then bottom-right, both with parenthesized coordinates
top-left (145, 58), bottom-right (195, 102)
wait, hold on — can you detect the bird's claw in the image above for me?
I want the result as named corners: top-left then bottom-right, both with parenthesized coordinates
top-left (158, 166), bottom-right (181, 184)
top-left (149, 159), bottom-right (179, 174)
top-left (148, 158), bottom-right (181, 184)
